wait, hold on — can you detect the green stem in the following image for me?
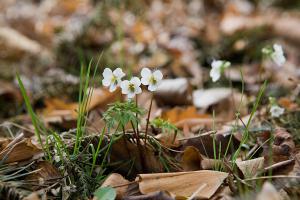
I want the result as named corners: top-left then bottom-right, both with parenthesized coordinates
top-left (90, 125), bottom-right (107, 176)
top-left (144, 95), bottom-right (153, 145)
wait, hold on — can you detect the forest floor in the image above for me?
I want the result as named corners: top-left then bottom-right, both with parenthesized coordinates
top-left (0, 0), bottom-right (300, 200)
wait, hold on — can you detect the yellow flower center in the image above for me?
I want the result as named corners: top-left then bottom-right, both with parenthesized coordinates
top-left (128, 83), bottom-right (135, 92)
top-left (149, 76), bottom-right (157, 85)
top-left (111, 76), bottom-right (117, 84)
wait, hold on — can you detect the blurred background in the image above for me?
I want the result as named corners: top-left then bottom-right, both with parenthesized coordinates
top-left (0, 0), bottom-right (299, 127)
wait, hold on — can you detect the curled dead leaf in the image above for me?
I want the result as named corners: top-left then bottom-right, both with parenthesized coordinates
top-left (137, 170), bottom-right (228, 199)
top-left (0, 138), bottom-right (42, 164)
top-left (181, 146), bottom-right (202, 171)
top-left (26, 161), bottom-right (61, 184)
top-left (236, 157), bottom-right (264, 178)
top-left (154, 78), bottom-right (192, 106)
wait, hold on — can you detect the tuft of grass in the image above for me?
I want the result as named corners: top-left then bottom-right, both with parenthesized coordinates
top-left (232, 80), bottom-right (267, 164)
top-left (16, 74), bottom-right (50, 159)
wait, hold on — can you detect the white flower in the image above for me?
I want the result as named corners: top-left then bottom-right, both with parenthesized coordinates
top-left (271, 44), bottom-right (286, 66)
top-left (120, 77), bottom-right (142, 99)
top-left (141, 68), bottom-right (163, 91)
top-left (102, 68), bottom-right (125, 92)
top-left (270, 105), bottom-right (284, 118)
top-left (210, 60), bottom-right (231, 82)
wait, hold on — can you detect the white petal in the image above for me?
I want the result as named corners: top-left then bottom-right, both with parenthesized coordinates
top-left (148, 84), bottom-right (158, 92)
top-left (103, 68), bottom-right (113, 78)
top-left (102, 78), bottom-right (111, 87)
top-left (127, 92), bottom-right (135, 99)
top-left (272, 52), bottom-right (286, 66)
top-left (210, 67), bottom-right (221, 82)
top-left (109, 83), bottom-right (117, 92)
top-left (153, 70), bottom-right (163, 80)
top-left (141, 77), bottom-right (150, 85)
top-left (141, 68), bottom-right (152, 79)
top-left (135, 86), bottom-right (142, 94)
top-left (270, 106), bottom-right (284, 117)
top-left (211, 60), bottom-right (223, 69)
top-left (130, 77), bottom-right (141, 87)
top-left (273, 44), bottom-right (283, 54)
top-left (120, 80), bottom-right (130, 94)
top-left (113, 68), bottom-right (125, 78)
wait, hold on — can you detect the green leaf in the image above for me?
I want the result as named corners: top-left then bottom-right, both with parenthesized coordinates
top-left (94, 187), bottom-right (116, 200)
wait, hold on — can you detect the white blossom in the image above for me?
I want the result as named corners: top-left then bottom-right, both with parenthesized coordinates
top-left (210, 60), bottom-right (231, 82)
top-left (271, 44), bottom-right (286, 66)
top-left (120, 77), bottom-right (142, 99)
top-left (141, 68), bottom-right (163, 91)
top-left (270, 105), bottom-right (284, 118)
top-left (102, 68), bottom-right (125, 92)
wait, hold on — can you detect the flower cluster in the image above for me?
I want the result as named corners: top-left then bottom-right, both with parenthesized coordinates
top-left (269, 97), bottom-right (284, 118)
top-left (262, 44), bottom-right (286, 66)
top-left (210, 60), bottom-right (231, 82)
top-left (102, 67), bottom-right (163, 99)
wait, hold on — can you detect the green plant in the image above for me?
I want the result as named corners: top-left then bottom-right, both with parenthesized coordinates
top-left (103, 101), bottom-right (145, 130)
top-left (93, 187), bottom-right (116, 200)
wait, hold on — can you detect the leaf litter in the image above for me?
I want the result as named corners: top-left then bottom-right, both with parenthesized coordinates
top-left (0, 0), bottom-right (300, 200)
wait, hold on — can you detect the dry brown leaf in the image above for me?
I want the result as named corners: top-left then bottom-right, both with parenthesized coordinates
top-left (42, 98), bottom-right (78, 118)
top-left (154, 78), bottom-right (192, 106)
top-left (23, 192), bottom-right (41, 200)
top-left (162, 106), bottom-right (210, 124)
top-left (183, 133), bottom-right (239, 159)
top-left (138, 170), bottom-right (228, 199)
top-left (101, 173), bottom-right (130, 200)
top-left (236, 157), bottom-right (264, 178)
top-left (278, 97), bottom-right (298, 110)
top-left (26, 161), bottom-right (61, 182)
top-left (181, 146), bottom-right (202, 171)
top-left (155, 132), bottom-right (181, 148)
top-left (124, 191), bottom-right (175, 200)
top-left (201, 158), bottom-right (223, 170)
top-left (262, 129), bottom-right (295, 163)
top-left (0, 138), bottom-right (42, 164)
top-left (110, 136), bottom-right (163, 177)
top-left (87, 87), bottom-right (122, 111)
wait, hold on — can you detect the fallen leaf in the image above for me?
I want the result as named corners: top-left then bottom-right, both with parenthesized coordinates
top-left (124, 191), bottom-right (174, 200)
top-left (154, 78), bottom-right (192, 106)
top-left (262, 129), bottom-right (295, 163)
top-left (162, 106), bottom-right (210, 124)
top-left (236, 157), bottom-right (264, 178)
top-left (138, 170), bottom-right (228, 199)
top-left (87, 87), bottom-right (122, 111)
top-left (192, 88), bottom-right (231, 109)
top-left (23, 192), bottom-right (41, 200)
top-left (181, 146), bottom-right (202, 171)
top-left (183, 132), bottom-right (239, 159)
top-left (109, 135), bottom-right (163, 178)
top-left (26, 161), bottom-right (61, 189)
top-left (0, 138), bottom-right (42, 164)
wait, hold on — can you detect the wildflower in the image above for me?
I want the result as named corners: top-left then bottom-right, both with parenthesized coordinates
top-left (120, 77), bottom-right (142, 99)
top-left (141, 68), bottom-right (163, 91)
top-left (210, 60), bottom-right (231, 82)
top-left (51, 187), bottom-right (61, 196)
top-left (271, 44), bottom-right (286, 66)
top-left (102, 68), bottom-right (125, 92)
top-left (270, 105), bottom-right (284, 118)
